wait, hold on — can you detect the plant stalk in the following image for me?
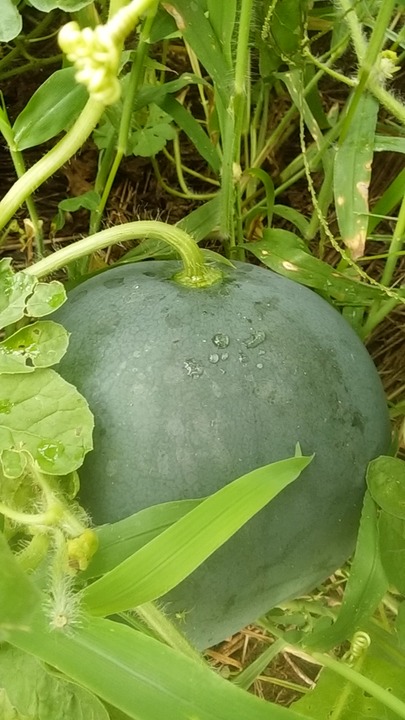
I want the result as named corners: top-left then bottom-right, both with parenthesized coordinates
top-left (0, 99), bottom-right (105, 233)
top-left (24, 221), bottom-right (222, 288)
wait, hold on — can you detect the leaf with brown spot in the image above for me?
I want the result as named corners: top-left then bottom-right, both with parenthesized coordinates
top-left (334, 92), bottom-right (379, 259)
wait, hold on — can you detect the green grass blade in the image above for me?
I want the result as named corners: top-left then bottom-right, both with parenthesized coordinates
top-left (82, 456), bottom-right (312, 616)
top-left (9, 612), bottom-right (307, 720)
top-left (0, 531), bottom-right (42, 640)
top-left (158, 94), bottom-right (221, 172)
top-left (84, 499), bottom-right (202, 579)
top-left (207, 0), bottom-right (237, 66)
top-left (368, 166), bottom-right (405, 234)
top-left (167, 0), bottom-right (233, 105)
top-left (303, 491), bottom-right (388, 652)
top-left (334, 92), bottom-right (379, 258)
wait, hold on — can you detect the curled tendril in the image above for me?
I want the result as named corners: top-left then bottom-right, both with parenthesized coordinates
top-left (345, 631), bottom-right (371, 665)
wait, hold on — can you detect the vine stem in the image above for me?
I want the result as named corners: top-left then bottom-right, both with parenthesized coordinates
top-left (24, 221), bottom-right (222, 288)
top-left (135, 601), bottom-right (205, 666)
top-left (0, 99), bottom-right (105, 232)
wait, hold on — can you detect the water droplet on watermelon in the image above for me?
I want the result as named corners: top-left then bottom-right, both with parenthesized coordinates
top-left (183, 358), bottom-right (203, 377)
top-left (212, 333), bottom-right (229, 349)
top-left (242, 330), bottom-right (266, 348)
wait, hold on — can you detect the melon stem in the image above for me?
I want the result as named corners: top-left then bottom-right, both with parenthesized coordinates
top-left (25, 221), bottom-right (223, 289)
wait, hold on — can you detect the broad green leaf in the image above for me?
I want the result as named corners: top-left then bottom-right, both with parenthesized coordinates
top-left (25, 280), bottom-right (66, 316)
top-left (303, 492), bottom-right (388, 652)
top-left (9, 612), bottom-right (306, 720)
top-left (0, 0), bottom-right (22, 42)
top-left (243, 229), bottom-right (382, 304)
top-left (396, 601), bottom-right (405, 647)
top-left (293, 635), bottom-right (405, 719)
top-left (55, 191), bottom-right (101, 231)
top-left (0, 688), bottom-right (31, 720)
top-left (58, 191), bottom-right (100, 214)
top-left (0, 321), bottom-right (69, 374)
top-left (378, 512), bottom-right (405, 594)
top-left (0, 263), bottom-right (65, 329)
top-left (0, 369), bottom-right (93, 476)
top-left (334, 92), bottom-right (379, 258)
top-left (1, 448), bottom-right (27, 478)
top-left (82, 456), bottom-right (311, 616)
top-left (129, 105), bottom-right (176, 157)
top-left (0, 646), bottom-right (109, 720)
top-left (84, 499), bottom-right (202, 579)
top-left (29, 0), bottom-right (92, 11)
top-left (367, 455), bottom-right (405, 519)
top-left (0, 531), bottom-right (41, 641)
top-left (0, 260), bottom-right (36, 329)
top-left (13, 68), bottom-right (88, 150)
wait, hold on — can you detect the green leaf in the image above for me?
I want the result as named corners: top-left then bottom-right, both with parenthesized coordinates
top-left (0, 688), bottom-right (31, 720)
top-left (0, 262), bottom-right (66, 329)
top-left (158, 94), bottom-right (221, 172)
top-left (29, 0), bottom-right (93, 12)
top-left (0, 260), bottom-right (36, 329)
top-left (129, 105), bottom-right (176, 157)
top-left (207, 0), bottom-right (236, 65)
top-left (0, 646), bottom-right (109, 720)
top-left (334, 92), bottom-right (379, 258)
top-left (374, 135), bottom-right (405, 154)
top-left (0, 531), bottom-right (41, 641)
top-left (82, 456), bottom-right (311, 616)
top-left (9, 612), bottom-right (306, 720)
top-left (13, 68), bottom-right (88, 150)
top-left (293, 632), bottom-right (405, 719)
top-left (25, 281), bottom-right (66, 316)
top-left (378, 512), bottom-right (405, 594)
top-left (243, 229), bottom-right (382, 304)
top-left (0, 369), bottom-right (93, 476)
top-left (84, 499), bottom-right (202, 579)
top-left (166, 1), bottom-right (233, 105)
top-left (0, 0), bottom-right (22, 42)
top-left (367, 455), bottom-right (405, 519)
top-left (58, 191), bottom-right (100, 214)
top-left (1, 448), bottom-right (27, 478)
top-left (303, 491), bottom-right (388, 652)
top-left (0, 321), bottom-right (69, 374)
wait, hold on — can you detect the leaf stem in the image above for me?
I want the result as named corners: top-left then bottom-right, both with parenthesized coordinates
top-left (24, 221), bottom-right (222, 288)
top-left (0, 99), bottom-right (105, 232)
top-left (135, 601), bottom-right (204, 665)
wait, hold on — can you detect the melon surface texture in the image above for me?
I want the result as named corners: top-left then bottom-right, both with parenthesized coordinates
top-left (54, 260), bottom-right (391, 649)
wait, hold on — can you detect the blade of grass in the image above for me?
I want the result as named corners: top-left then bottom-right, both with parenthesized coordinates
top-left (303, 492), bottom-right (388, 652)
top-left (9, 611), bottom-right (308, 720)
top-left (334, 91), bottom-right (379, 258)
top-left (83, 499), bottom-right (202, 579)
top-left (82, 456), bottom-right (312, 616)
